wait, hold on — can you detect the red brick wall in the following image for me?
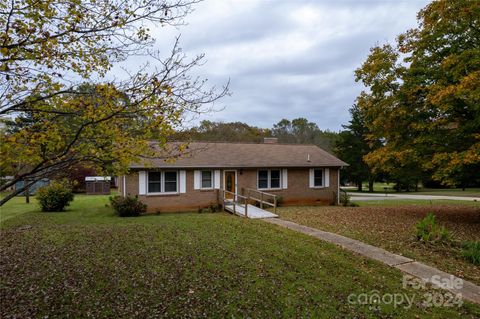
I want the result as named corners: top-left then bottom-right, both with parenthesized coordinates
top-left (237, 168), bottom-right (338, 206)
top-left (119, 168), bottom-right (339, 212)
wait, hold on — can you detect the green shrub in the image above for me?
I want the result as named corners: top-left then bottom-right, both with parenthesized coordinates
top-left (36, 180), bottom-right (75, 212)
top-left (339, 191), bottom-right (358, 207)
top-left (462, 241), bottom-right (480, 265)
top-left (110, 195), bottom-right (147, 217)
top-left (415, 213), bottom-right (451, 243)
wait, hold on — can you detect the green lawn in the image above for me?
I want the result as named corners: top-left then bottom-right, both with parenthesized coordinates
top-left (353, 199), bottom-right (480, 207)
top-left (0, 194), bottom-right (41, 222)
top-left (1, 196), bottom-right (479, 318)
top-left (347, 183), bottom-right (480, 197)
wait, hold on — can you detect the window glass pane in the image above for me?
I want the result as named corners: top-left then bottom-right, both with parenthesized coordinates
top-left (258, 179), bottom-right (268, 189)
top-left (148, 172), bottom-right (161, 193)
top-left (164, 182), bottom-right (177, 192)
top-left (270, 170), bottom-right (280, 188)
top-left (164, 171), bottom-right (177, 182)
top-left (314, 169), bottom-right (323, 187)
top-left (258, 170), bottom-right (268, 179)
top-left (270, 170), bottom-right (280, 179)
top-left (164, 171), bottom-right (177, 192)
top-left (201, 171), bottom-right (212, 188)
top-left (148, 172), bottom-right (161, 182)
top-left (258, 170), bottom-right (268, 189)
top-left (148, 182), bottom-right (161, 193)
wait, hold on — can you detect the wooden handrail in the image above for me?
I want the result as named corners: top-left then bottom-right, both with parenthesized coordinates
top-left (246, 188), bottom-right (277, 199)
top-left (220, 189), bottom-right (249, 218)
top-left (222, 189), bottom-right (248, 199)
top-left (220, 188), bottom-right (278, 218)
top-left (246, 188), bottom-right (277, 213)
top-left (247, 196), bottom-right (275, 207)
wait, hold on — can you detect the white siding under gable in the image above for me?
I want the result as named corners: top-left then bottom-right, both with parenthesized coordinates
top-left (179, 170), bottom-right (186, 193)
top-left (138, 171), bottom-right (146, 195)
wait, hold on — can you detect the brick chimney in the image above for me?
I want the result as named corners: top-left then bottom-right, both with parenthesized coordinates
top-left (263, 137), bottom-right (278, 144)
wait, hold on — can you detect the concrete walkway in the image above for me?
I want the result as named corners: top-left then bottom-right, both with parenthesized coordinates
top-left (264, 218), bottom-right (480, 304)
top-left (348, 192), bottom-right (480, 201)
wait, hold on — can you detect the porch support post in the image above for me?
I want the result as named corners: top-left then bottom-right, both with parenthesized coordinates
top-left (274, 195), bottom-right (277, 214)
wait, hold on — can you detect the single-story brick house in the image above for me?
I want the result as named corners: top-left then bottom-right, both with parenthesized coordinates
top-left (118, 139), bottom-right (347, 212)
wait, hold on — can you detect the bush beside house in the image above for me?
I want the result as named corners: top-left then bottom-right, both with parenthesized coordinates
top-left (110, 195), bottom-right (147, 217)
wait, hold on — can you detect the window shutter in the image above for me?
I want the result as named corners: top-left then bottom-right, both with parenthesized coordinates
top-left (194, 170), bottom-right (201, 190)
top-left (138, 171), bottom-right (146, 195)
top-left (309, 169), bottom-right (314, 188)
top-left (282, 169), bottom-right (288, 189)
top-left (214, 170), bottom-right (221, 189)
top-left (179, 170), bottom-right (186, 193)
top-left (324, 168), bottom-right (330, 187)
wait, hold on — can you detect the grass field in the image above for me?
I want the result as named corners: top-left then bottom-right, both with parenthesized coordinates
top-left (353, 199), bottom-right (480, 207)
top-left (1, 195), bottom-right (479, 318)
top-left (347, 183), bottom-right (480, 197)
top-left (276, 204), bottom-right (480, 286)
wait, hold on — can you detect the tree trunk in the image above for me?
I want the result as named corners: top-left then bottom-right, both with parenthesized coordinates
top-left (357, 180), bottom-right (363, 192)
top-left (368, 179), bottom-right (374, 193)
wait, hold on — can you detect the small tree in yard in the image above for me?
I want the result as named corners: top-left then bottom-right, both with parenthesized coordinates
top-left (37, 180), bottom-right (74, 212)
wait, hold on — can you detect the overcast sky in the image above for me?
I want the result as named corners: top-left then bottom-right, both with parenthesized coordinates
top-left (151, 0), bottom-right (429, 131)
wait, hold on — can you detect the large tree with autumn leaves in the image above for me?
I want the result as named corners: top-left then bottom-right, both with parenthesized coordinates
top-left (0, 0), bottom-right (227, 204)
top-left (355, 0), bottom-right (480, 188)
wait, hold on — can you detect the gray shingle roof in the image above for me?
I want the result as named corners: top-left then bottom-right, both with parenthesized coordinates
top-left (130, 141), bottom-right (348, 168)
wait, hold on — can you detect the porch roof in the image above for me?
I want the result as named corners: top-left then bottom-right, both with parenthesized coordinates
top-left (130, 141), bottom-right (348, 169)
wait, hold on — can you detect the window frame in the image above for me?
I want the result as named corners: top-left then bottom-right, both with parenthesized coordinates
top-left (147, 171), bottom-right (162, 193)
top-left (200, 170), bottom-right (213, 189)
top-left (257, 169), bottom-right (282, 190)
top-left (313, 168), bottom-right (324, 188)
top-left (147, 170), bottom-right (178, 194)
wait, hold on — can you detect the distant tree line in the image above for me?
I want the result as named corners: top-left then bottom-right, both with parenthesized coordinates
top-left (173, 118), bottom-right (339, 154)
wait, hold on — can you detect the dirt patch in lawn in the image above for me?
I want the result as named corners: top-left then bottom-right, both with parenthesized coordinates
top-left (276, 205), bottom-right (480, 285)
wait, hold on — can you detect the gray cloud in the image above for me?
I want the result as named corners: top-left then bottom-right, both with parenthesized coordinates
top-left (149, 0), bottom-right (430, 131)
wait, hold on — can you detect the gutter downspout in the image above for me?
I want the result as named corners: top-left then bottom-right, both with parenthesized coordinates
top-left (338, 167), bottom-right (341, 204)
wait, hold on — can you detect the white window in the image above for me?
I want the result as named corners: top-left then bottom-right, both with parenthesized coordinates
top-left (257, 169), bottom-right (282, 190)
top-left (148, 172), bottom-right (162, 193)
top-left (201, 170), bottom-right (213, 189)
top-left (314, 169), bottom-right (323, 187)
top-left (147, 171), bottom-right (178, 193)
top-left (309, 168), bottom-right (330, 188)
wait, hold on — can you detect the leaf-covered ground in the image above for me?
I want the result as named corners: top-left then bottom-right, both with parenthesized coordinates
top-left (276, 204), bottom-right (480, 285)
top-left (1, 196), bottom-right (479, 318)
